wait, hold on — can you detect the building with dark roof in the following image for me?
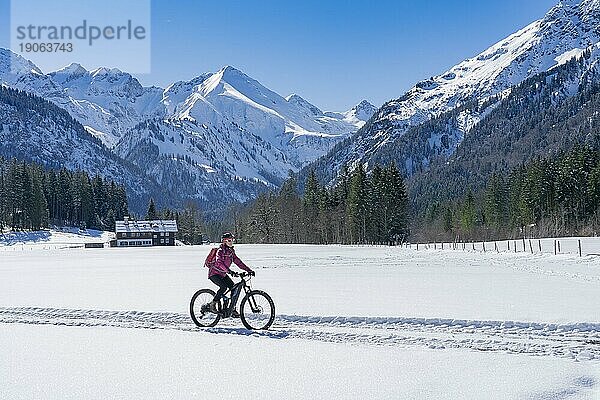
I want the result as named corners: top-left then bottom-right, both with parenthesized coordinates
top-left (113, 217), bottom-right (178, 247)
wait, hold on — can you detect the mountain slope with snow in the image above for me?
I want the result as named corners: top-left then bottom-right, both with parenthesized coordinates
top-left (0, 85), bottom-right (167, 209)
top-left (314, 0), bottom-right (600, 179)
top-left (48, 64), bottom-right (166, 147)
top-left (0, 49), bottom-right (373, 203)
top-left (0, 50), bottom-right (166, 148)
top-left (161, 66), bottom-right (373, 167)
top-left (114, 118), bottom-right (289, 202)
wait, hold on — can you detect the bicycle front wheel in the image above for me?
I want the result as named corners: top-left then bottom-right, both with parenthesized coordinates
top-left (240, 290), bottom-right (275, 330)
top-left (190, 288), bottom-right (220, 328)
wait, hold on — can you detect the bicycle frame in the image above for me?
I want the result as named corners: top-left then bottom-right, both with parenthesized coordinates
top-left (220, 277), bottom-right (251, 317)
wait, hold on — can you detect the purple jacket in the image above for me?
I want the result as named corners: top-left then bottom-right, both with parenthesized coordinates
top-left (208, 244), bottom-right (252, 277)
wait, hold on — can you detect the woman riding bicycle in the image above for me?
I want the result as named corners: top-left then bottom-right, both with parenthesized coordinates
top-left (208, 232), bottom-right (255, 317)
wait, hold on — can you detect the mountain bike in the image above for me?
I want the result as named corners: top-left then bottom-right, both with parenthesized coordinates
top-left (190, 271), bottom-right (275, 330)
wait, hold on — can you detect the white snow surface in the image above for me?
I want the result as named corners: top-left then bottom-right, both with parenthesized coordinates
top-left (0, 228), bottom-right (113, 249)
top-left (1, 242), bottom-right (600, 399)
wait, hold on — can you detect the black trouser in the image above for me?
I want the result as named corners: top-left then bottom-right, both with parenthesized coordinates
top-left (209, 274), bottom-right (234, 302)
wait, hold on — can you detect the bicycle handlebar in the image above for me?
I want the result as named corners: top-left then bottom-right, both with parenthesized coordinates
top-left (228, 271), bottom-right (251, 278)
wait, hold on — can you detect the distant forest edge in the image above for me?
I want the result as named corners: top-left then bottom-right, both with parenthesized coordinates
top-left (227, 164), bottom-right (410, 244)
top-left (0, 155), bottom-right (411, 245)
top-left (0, 157), bottom-right (207, 245)
top-left (0, 157), bottom-right (128, 232)
top-left (7, 146), bottom-right (600, 244)
top-left (419, 144), bottom-right (600, 242)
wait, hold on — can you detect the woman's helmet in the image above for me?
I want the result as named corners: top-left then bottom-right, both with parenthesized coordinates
top-left (221, 232), bottom-right (235, 241)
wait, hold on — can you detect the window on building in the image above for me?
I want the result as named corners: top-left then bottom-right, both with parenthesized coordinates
top-left (161, 239), bottom-right (164, 244)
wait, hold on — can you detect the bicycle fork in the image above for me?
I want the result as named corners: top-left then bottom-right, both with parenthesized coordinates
top-left (245, 289), bottom-right (261, 313)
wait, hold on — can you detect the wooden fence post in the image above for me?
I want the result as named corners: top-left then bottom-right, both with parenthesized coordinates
top-left (554, 240), bottom-right (557, 256)
top-left (579, 240), bottom-right (582, 257)
top-left (529, 240), bottom-right (533, 254)
top-left (538, 240), bottom-right (541, 253)
top-left (482, 242), bottom-right (486, 252)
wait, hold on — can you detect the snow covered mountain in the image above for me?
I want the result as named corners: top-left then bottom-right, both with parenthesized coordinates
top-left (0, 48), bottom-right (373, 204)
top-left (113, 67), bottom-right (376, 201)
top-left (48, 64), bottom-right (165, 147)
top-left (0, 50), bottom-right (166, 148)
top-left (0, 48), bottom-right (371, 163)
top-left (160, 66), bottom-right (374, 167)
top-left (0, 85), bottom-right (167, 210)
top-left (114, 118), bottom-right (290, 202)
top-left (316, 0), bottom-right (600, 178)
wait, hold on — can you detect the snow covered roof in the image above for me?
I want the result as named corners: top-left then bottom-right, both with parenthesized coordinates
top-left (115, 219), bottom-right (178, 233)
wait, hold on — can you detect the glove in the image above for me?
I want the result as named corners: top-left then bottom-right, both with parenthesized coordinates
top-left (229, 271), bottom-right (239, 277)
top-left (248, 270), bottom-right (256, 277)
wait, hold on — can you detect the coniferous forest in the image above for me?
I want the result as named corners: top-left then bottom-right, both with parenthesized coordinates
top-left (8, 144), bottom-right (600, 246)
top-left (226, 163), bottom-right (409, 244)
top-left (0, 157), bottom-right (128, 232)
top-left (418, 145), bottom-right (600, 242)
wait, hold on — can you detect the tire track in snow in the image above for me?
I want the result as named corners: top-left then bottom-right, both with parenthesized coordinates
top-left (1, 306), bottom-right (599, 361)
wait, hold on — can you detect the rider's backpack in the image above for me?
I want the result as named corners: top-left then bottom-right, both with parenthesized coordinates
top-left (204, 247), bottom-right (218, 268)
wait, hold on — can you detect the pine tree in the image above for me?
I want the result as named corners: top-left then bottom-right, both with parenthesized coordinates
top-left (30, 168), bottom-right (48, 230)
top-left (483, 173), bottom-right (508, 235)
top-left (384, 163), bottom-right (409, 244)
top-left (370, 165), bottom-right (385, 243)
top-left (346, 164), bottom-right (370, 244)
top-left (247, 193), bottom-right (277, 243)
top-left (146, 198), bottom-right (158, 220)
top-left (460, 190), bottom-right (476, 238)
top-left (277, 175), bottom-right (302, 243)
top-left (303, 169), bottom-right (320, 243)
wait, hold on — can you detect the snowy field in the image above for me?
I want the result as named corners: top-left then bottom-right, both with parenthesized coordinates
top-left (0, 228), bottom-right (113, 250)
top-left (1, 240), bottom-right (600, 399)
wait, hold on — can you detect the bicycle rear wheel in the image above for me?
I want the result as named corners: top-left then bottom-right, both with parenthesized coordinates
top-left (190, 288), bottom-right (220, 327)
top-left (240, 290), bottom-right (275, 330)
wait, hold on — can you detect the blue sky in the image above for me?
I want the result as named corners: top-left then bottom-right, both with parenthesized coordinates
top-left (0, 0), bottom-right (558, 110)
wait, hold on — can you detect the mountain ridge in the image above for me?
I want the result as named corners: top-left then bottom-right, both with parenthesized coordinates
top-left (310, 0), bottom-right (600, 183)
top-left (0, 48), bottom-right (375, 206)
